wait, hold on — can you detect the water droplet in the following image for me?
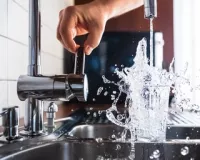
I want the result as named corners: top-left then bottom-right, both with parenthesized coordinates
top-left (97, 87), bottom-right (103, 95)
top-left (93, 112), bottom-right (97, 117)
top-left (117, 114), bottom-right (123, 121)
top-left (93, 98), bottom-right (96, 102)
top-left (104, 91), bottom-right (108, 96)
top-left (111, 134), bottom-right (116, 139)
top-left (115, 144), bottom-right (121, 150)
top-left (98, 110), bottom-right (102, 114)
top-left (181, 146), bottom-right (189, 156)
top-left (113, 91), bottom-right (117, 94)
top-left (150, 150), bottom-right (160, 159)
top-left (95, 138), bottom-right (103, 143)
top-left (145, 91), bottom-right (149, 95)
top-left (186, 136), bottom-right (190, 140)
top-left (96, 155), bottom-right (104, 160)
top-left (87, 112), bottom-right (90, 115)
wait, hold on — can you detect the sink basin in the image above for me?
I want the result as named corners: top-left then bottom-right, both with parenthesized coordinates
top-left (68, 124), bottom-right (125, 140)
top-left (0, 140), bottom-right (131, 160)
top-left (1, 140), bottom-right (200, 160)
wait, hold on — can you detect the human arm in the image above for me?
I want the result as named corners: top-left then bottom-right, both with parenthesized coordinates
top-left (57, 0), bottom-right (143, 55)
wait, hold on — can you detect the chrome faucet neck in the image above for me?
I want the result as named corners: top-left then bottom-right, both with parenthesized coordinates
top-left (23, 0), bottom-right (43, 136)
top-left (144, 0), bottom-right (157, 19)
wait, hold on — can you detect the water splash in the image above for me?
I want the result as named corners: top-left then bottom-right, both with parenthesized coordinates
top-left (180, 146), bottom-right (189, 156)
top-left (97, 87), bottom-right (104, 95)
top-left (105, 38), bottom-right (172, 143)
top-left (150, 150), bottom-right (160, 159)
top-left (101, 37), bottom-right (200, 159)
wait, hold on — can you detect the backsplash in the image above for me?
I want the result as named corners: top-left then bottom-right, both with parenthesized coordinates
top-left (0, 0), bottom-right (73, 124)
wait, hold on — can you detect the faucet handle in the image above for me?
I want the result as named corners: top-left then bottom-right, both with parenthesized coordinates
top-left (74, 47), bottom-right (85, 75)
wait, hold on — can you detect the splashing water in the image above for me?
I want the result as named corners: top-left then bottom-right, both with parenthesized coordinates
top-left (97, 87), bottom-right (104, 95)
top-left (150, 150), bottom-right (160, 159)
top-left (181, 146), bottom-right (189, 156)
top-left (105, 38), bottom-right (172, 143)
top-left (100, 37), bottom-right (200, 159)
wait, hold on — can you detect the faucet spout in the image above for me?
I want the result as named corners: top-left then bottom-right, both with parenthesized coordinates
top-left (144, 0), bottom-right (157, 19)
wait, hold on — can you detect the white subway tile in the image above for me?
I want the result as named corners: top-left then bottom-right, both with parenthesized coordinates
top-left (8, 0), bottom-right (28, 45)
top-left (13, 0), bottom-right (28, 11)
top-left (41, 25), bottom-right (64, 59)
top-left (0, 37), bottom-right (8, 79)
top-left (41, 0), bottom-right (64, 31)
top-left (0, 81), bottom-right (8, 109)
top-left (0, 0), bottom-right (8, 36)
top-left (0, 81), bottom-right (8, 125)
top-left (41, 53), bottom-right (63, 75)
top-left (7, 81), bottom-right (24, 118)
top-left (7, 40), bottom-right (28, 80)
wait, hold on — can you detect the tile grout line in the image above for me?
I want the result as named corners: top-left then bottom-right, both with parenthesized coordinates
top-left (12, 0), bottom-right (28, 12)
top-left (0, 79), bottom-right (17, 82)
top-left (0, 34), bottom-right (27, 47)
top-left (0, 34), bottom-right (63, 60)
top-left (12, 0), bottom-right (56, 32)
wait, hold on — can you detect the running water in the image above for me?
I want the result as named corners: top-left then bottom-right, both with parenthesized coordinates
top-left (150, 18), bottom-right (154, 67)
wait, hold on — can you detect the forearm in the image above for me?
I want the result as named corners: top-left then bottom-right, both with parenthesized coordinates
top-left (93, 0), bottom-right (144, 19)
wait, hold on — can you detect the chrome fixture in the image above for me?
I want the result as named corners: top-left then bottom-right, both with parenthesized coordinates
top-left (144, 0), bottom-right (157, 19)
top-left (0, 106), bottom-right (20, 141)
top-left (44, 102), bottom-right (58, 134)
top-left (17, 0), bottom-right (88, 136)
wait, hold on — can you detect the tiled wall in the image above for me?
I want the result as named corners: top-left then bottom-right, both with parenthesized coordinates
top-left (0, 0), bottom-right (73, 124)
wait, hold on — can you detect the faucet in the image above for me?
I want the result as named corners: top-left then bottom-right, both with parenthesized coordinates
top-left (16, 0), bottom-right (156, 136)
top-left (17, 0), bottom-right (88, 136)
top-left (144, 0), bottom-right (157, 19)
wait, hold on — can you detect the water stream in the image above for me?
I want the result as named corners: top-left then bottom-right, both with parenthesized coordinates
top-left (150, 18), bottom-right (154, 67)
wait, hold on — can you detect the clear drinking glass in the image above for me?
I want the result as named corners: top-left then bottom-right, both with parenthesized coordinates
top-left (131, 86), bottom-right (170, 142)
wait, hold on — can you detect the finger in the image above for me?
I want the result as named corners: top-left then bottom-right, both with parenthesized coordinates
top-left (59, 8), bottom-right (78, 53)
top-left (84, 26), bottom-right (104, 55)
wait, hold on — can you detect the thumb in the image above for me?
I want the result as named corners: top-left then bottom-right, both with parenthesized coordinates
top-left (84, 26), bottom-right (104, 55)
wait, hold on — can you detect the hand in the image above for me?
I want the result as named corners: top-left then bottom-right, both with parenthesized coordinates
top-left (57, 2), bottom-right (109, 55)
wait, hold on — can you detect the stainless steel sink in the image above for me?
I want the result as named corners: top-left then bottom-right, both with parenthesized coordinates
top-left (1, 108), bottom-right (200, 160)
top-left (1, 139), bottom-right (200, 160)
top-left (0, 140), bottom-right (131, 160)
top-left (68, 124), bottom-right (125, 140)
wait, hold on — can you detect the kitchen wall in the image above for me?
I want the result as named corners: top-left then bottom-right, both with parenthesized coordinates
top-left (0, 0), bottom-right (73, 124)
